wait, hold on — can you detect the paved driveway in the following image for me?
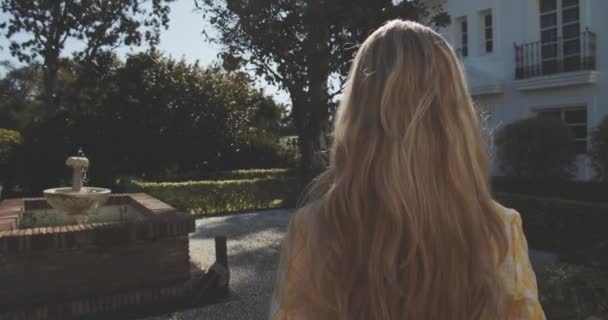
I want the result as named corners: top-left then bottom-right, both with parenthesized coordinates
top-left (141, 209), bottom-right (292, 320)
top-left (141, 209), bottom-right (557, 320)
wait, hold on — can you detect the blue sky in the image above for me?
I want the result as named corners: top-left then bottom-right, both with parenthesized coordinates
top-left (0, 0), bottom-right (289, 104)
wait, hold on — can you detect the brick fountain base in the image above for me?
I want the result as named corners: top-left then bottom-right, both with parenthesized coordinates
top-left (0, 193), bottom-right (229, 320)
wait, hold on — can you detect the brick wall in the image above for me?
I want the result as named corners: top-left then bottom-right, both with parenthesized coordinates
top-left (0, 194), bottom-right (198, 318)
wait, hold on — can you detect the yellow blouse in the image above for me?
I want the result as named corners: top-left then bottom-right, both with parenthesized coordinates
top-left (272, 203), bottom-right (547, 319)
top-left (496, 202), bottom-right (546, 319)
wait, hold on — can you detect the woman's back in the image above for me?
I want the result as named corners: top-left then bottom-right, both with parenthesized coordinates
top-left (271, 202), bottom-right (545, 319)
top-left (271, 20), bottom-right (545, 319)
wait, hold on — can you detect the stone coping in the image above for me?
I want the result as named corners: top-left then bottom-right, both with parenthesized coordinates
top-left (0, 193), bottom-right (195, 253)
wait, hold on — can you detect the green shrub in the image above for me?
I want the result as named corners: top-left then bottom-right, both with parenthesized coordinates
top-left (221, 138), bottom-right (298, 170)
top-left (591, 116), bottom-right (608, 181)
top-left (0, 129), bottom-right (22, 187)
top-left (494, 117), bottom-right (577, 181)
top-left (495, 193), bottom-right (608, 266)
top-left (492, 176), bottom-right (608, 204)
top-left (0, 129), bottom-right (21, 166)
top-left (537, 263), bottom-right (608, 320)
top-left (148, 168), bottom-right (294, 182)
top-left (211, 168), bottom-right (293, 180)
top-left (127, 176), bottom-right (298, 215)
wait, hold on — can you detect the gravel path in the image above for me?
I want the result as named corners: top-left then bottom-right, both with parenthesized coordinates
top-left (139, 209), bottom-right (557, 320)
top-left (140, 209), bottom-right (293, 320)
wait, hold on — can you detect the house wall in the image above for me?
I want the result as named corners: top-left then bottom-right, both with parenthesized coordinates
top-left (437, 0), bottom-right (607, 179)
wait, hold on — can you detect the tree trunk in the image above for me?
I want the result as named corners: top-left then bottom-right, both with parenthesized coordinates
top-left (290, 89), bottom-right (314, 181)
top-left (42, 61), bottom-right (59, 111)
top-left (42, 1), bottom-right (65, 112)
top-left (295, 0), bottom-right (331, 183)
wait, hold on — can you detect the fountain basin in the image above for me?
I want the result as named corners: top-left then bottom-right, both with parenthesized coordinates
top-left (0, 194), bottom-right (209, 319)
top-left (43, 187), bottom-right (111, 216)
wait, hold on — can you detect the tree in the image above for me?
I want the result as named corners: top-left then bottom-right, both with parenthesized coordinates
top-left (196, 0), bottom-right (448, 179)
top-left (0, 52), bottom-right (289, 194)
top-left (0, 0), bottom-right (174, 110)
top-left (0, 63), bottom-right (43, 131)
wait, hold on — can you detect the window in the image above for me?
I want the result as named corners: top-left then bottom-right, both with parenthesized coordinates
top-left (540, 0), bottom-right (580, 74)
top-left (457, 17), bottom-right (468, 57)
top-left (538, 107), bottom-right (587, 154)
top-left (481, 10), bottom-right (493, 53)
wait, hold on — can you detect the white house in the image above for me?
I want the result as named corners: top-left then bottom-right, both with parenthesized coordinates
top-left (428, 0), bottom-right (606, 180)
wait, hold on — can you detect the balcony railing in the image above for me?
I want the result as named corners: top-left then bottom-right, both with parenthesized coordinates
top-left (515, 29), bottom-right (597, 80)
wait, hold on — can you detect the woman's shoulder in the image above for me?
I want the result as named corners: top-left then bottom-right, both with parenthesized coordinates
top-left (492, 200), bottom-right (523, 226)
top-left (286, 201), bottom-right (322, 241)
top-left (292, 200), bottom-right (323, 224)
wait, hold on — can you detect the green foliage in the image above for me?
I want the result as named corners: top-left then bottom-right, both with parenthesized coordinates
top-left (0, 129), bottom-right (21, 165)
top-left (0, 128), bottom-right (21, 186)
top-left (494, 117), bottom-right (577, 181)
top-left (537, 263), bottom-right (608, 320)
top-left (210, 168), bottom-right (293, 180)
top-left (76, 53), bottom-right (287, 181)
top-left (591, 116), bottom-right (608, 181)
top-left (0, 53), bottom-right (288, 195)
top-left (148, 168), bottom-right (294, 182)
top-left (494, 192), bottom-right (608, 266)
top-left (492, 176), bottom-right (608, 204)
top-left (0, 64), bottom-right (42, 131)
top-left (1, 1), bottom-right (173, 64)
top-left (1, 0), bottom-right (174, 110)
top-left (127, 176), bottom-right (298, 215)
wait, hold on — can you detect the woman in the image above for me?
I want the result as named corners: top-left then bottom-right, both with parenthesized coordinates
top-left (271, 20), bottom-right (545, 320)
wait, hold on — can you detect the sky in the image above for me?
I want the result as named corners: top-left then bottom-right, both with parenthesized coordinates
top-left (0, 0), bottom-right (290, 104)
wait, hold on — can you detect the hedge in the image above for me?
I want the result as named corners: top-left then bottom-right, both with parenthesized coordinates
top-left (207, 168), bottom-right (293, 180)
top-left (495, 192), bottom-right (608, 267)
top-left (537, 263), bottom-right (608, 319)
top-left (492, 176), bottom-right (608, 204)
top-left (126, 176), bottom-right (299, 216)
top-left (146, 168), bottom-right (293, 183)
top-left (494, 117), bottom-right (577, 180)
top-left (591, 115), bottom-right (608, 181)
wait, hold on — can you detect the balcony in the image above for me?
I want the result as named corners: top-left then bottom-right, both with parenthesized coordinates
top-left (514, 30), bottom-right (598, 90)
top-left (515, 29), bottom-right (597, 79)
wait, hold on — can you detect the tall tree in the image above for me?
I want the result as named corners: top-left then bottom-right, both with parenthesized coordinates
top-left (196, 0), bottom-right (448, 179)
top-left (0, 0), bottom-right (174, 110)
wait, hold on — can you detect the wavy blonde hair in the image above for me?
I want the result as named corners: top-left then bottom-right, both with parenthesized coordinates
top-left (272, 20), bottom-right (509, 320)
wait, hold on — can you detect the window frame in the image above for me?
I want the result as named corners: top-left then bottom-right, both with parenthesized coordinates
top-left (480, 9), bottom-right (493, 54)
top-left (536, 106), bottom-right (588, 154)
top-left (539, 0), bottom-right (581, 73)
top-left (456, 16), bottom-right (469, 57)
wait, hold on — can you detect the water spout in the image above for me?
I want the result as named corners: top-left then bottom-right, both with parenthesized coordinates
top-left (66, 156), bottom-right (89, 192)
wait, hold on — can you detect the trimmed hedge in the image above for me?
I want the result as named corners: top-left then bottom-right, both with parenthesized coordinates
top-left (126, 176), bottom-right (298, 215)
top-left (495, 192), bottom-right (608, 266)
top-left (492, 176), bottom-right (608, 204)
top-left (208, 168), bottom-right (293, 180)
top-left (537, 263), bottom-right (608, 319)
top-left (147, 168), bottom-right (293, 183)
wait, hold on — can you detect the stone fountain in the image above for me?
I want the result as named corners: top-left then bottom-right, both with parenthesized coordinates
top-left (43, 155), bottom-right (111, 220)
top-left (0, 155), bottom-right (230, 320)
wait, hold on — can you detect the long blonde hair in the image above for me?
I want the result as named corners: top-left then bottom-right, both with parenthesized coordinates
top-left (273, 20), bottom-right (509, 320)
